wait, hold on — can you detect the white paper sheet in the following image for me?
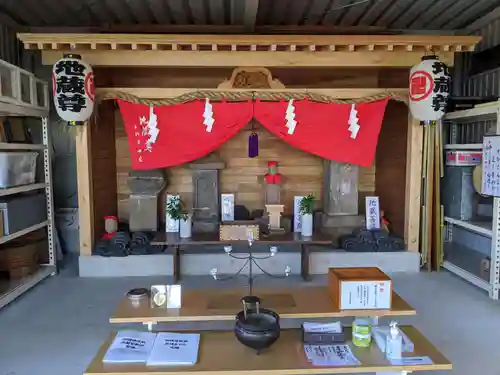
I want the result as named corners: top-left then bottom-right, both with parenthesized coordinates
top-left (304, 344), bottom-right (360, 367)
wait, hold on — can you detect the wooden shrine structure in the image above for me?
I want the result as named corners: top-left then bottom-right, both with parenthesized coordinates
top-left (17, 33), bottom-right (480, 261)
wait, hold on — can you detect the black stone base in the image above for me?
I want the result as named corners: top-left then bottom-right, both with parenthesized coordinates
top-left (93, 231), bottom-right (165, 257)
top-left (339, 228), bottom-right (405, 252)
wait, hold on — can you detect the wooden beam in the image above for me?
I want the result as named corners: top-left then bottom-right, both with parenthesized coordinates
top-left (76, 125), bottom-right (94, 256)
top-left (404, 114), bottom-right (423, 252)
top-left (18, 32), bottom-right (481, 48)
top-left (41, 50), bottom-right (454, 67)
top-left (96, 87), bottom-right (407, 99)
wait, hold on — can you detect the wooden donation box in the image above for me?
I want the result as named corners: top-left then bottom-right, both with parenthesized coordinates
top-left (219, 221), bottom-right (259, 241)
top-left (328, 267), bottom-right (392, 310)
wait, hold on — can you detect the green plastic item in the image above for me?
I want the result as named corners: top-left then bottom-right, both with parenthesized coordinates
top-left (352, 317), bottom-right (372, 347)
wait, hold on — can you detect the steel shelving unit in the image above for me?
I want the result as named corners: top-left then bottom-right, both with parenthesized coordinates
top-left (443, 103), bottom-right (500, 300)
top-left (0, 59), bottom-right (55, 309)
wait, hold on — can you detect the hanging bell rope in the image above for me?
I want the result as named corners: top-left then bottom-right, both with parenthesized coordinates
top-left (96, 89), bottom-right (408, 106)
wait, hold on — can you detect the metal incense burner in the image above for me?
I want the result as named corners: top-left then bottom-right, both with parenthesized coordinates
top-left (234, 295), bottom-right (280, 354)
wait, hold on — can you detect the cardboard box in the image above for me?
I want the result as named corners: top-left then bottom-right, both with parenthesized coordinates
top-left (327, 267), bottom-right (392, 310)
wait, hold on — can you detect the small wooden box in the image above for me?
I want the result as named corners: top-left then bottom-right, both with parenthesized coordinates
top-left (219, 221), bottom-right (260, 241)
top-left (327, 267), bottom-right (392, 310)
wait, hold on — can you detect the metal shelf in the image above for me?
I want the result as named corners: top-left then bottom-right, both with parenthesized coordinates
top-left (0, 183), bottom-right (46, 197)
top-left (443, 143), bottom-right (482, 150)
top-left (441, 103), bottom-right (500, 300)
top-left (0, 143), bottom-right (45, 150)
top-left (443, 242), bottom-right (490, 292)
top-left (444, 104), bottom-right (500, 121)
top-left (444, 216), bottom-right (492, 237)
top-left (0, 221), bottom-right (48, 245)
top-left (0, 265), bottom-right (55, 309)
top-left (0, 59), bottom-right (55, 310)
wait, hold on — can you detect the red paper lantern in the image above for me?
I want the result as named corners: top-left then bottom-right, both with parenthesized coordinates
top-left (409, 55), bottom-right (450, 122)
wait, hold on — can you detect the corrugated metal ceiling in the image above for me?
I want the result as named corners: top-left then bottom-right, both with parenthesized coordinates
top-left (1, 0), bottom-right (499, 31)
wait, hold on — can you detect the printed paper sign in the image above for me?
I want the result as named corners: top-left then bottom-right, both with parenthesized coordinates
top-left (365, 196), bottom-right (380, 230)
top-left (482, 136), bottom-right (500, 197)
top-left (294, 196), bottom-right (305, 232)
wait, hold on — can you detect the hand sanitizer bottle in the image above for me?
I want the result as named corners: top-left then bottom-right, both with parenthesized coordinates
top-left (385, 321), bottom-right (402, 360)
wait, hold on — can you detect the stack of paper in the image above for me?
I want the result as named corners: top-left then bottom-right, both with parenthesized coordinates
top-left (103, 331), bottom-right (157, 364)
top-left (147, 332), bottom-right (200, 366)
top-left (304, 344), bottom-right (360, 367)
top-left (102, 331), bottom-right (201, 366)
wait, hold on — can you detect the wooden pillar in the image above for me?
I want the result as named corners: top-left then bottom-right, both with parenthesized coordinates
top-left (76, 101), bottom-right (118, 256)
top-left (76, 125), bottom-right (94, 256)
top-left (323, 160), bottom-right (359, 215)
top-left (404, 114), bottom-right (424, 252)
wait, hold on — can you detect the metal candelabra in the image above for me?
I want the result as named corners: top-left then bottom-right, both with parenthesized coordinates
top-left (210, 237), bottom-right (290, 296)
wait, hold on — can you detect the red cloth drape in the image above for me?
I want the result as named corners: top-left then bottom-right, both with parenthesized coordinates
top-left (118, 98), bottom-right (388, 170)
top-left (118, 100), bottom-right (253, 170)
top-left (255, 99), bottom-right (388, 167)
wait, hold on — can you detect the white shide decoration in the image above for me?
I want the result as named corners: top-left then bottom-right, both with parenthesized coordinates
top-left (203, 98), bottom-right (215, 132)
top-left (145, 106), bottom-right (159, 152)
top-left (348, 104), bottom-right (360, 139)
top-left (409, 55), bottom-right (450, 121)
top-left (285, 99), bottom-right (297, 134)
top-left (52, 53), bottom-right (94, 124)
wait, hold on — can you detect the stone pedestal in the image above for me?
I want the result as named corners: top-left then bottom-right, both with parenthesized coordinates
top-left (127, 169), bottom-right (167, 232)
top-left (189, 153), bottom-right (225, 233)
top-left (265, 204), bottom-right (285, 233)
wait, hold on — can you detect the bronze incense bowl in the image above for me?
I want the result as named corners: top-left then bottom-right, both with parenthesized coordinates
top-left (234, 296), bottom-right (280, 354)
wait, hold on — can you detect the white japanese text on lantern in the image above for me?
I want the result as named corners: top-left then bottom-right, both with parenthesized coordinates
top-left (409, 55), bottom-right (450, 122)
top-left (52, 54), bottom-right (95, 124)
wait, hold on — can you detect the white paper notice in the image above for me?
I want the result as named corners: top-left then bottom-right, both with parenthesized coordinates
top-left (482, 136), bottom-right (500, 197)
top-left (294, 196), bottom-right (305, 232)
top-left (365, 196), bottom-right (380, 230)
top-left (103, 330), bottom-right (156, 363)
top-left (304, 344), bottom-right (360, 367)
top-left (340, 280), bottom-right (391, 310)
top-left (221, 194), bottom-right (235, 221)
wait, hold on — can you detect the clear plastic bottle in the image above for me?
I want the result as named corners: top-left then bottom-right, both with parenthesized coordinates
top-left (352, 317), bottom-right (372, 347)
top-left (385, 321), bottom-right (402, 359)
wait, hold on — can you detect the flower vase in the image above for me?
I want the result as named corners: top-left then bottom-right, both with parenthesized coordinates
top-left (301, 214), bottom-right (313, 237)
top-left (179, 217), bottom-right (192, 238)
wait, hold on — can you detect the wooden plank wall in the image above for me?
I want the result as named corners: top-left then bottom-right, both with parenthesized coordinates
top-left (375, 101), bottom-right (409, 237)
top-left (101, 67), bottom-right (405, 222)
top-left (116, 116), bottom-right (376, 221)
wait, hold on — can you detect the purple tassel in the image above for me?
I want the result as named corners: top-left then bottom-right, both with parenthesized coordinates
top-left (248, 132), bottom-right (259, 158)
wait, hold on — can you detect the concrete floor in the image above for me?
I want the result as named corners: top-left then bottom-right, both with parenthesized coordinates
top-left (0, 267), bottom-right (499, 375)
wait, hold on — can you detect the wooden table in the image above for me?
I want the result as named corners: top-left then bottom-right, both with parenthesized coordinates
top-left (110, 286), bottom-right (416, 326)
top-left (85, 326), bottom-right (451, 375)
top-left (151, 232), bottom-right (333, 282)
